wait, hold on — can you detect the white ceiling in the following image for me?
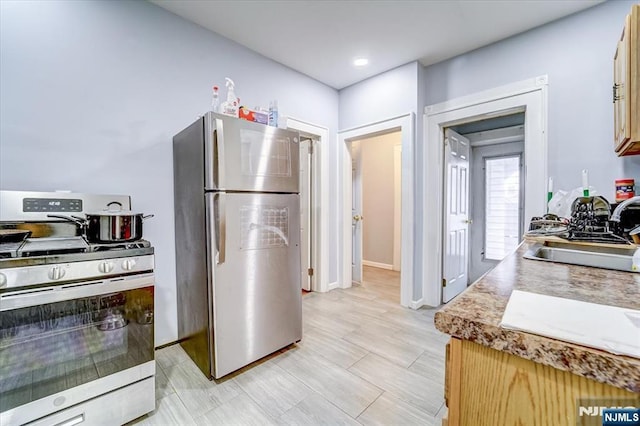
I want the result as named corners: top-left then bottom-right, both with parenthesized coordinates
top-left (151, 0), bottom-right (603, 90)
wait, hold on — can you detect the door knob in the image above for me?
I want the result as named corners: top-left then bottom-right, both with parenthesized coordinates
top-left (463, 219), bottom-right (473, 224)
top-left (353, 215), bottom-right (363, 221)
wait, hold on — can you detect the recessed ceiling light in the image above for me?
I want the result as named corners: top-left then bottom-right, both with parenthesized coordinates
top-left (353, 58), bottom-right (369, 67)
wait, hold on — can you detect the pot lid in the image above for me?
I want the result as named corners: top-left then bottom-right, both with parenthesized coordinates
top-left (86, 210), bottom-right (145, 216)
top-left (86, 201), bottom-right (145, 216)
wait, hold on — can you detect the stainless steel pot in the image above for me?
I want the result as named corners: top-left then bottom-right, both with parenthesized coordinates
top-left (85, 202), bottom-right (154, 243)
top-left (48, 202), bottom-right (154, 243)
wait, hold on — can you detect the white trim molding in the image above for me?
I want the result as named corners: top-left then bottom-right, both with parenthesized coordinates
top-left (410, 298), bottom-right (424, 310)
top-left (423, 76), bottom-right (548, 307)
top-left (362, 260), bottom-right (394, 270)
top-left (286, 117), bottom-right (330, 293)
top-left (338, 113), bottom-right (415, 308)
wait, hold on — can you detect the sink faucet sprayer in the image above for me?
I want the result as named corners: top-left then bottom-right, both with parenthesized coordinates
top-left (610, 195), bottom-right (640, 222)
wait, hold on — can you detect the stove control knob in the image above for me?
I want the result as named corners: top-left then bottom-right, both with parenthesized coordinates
top-left (0, 273), bottom-right (7, 288)
top-left (48, 266), bottom-right (66, 281)
top-left (98, 262), bottom-right (114, 274)
top-left (122, 259), bottom-right (137, 271)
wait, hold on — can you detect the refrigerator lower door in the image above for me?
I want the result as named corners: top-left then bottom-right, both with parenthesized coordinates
top-left (205, 192), bottom-right (302, 378)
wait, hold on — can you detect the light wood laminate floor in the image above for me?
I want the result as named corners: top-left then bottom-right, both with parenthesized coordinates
top-left (131, 266), bottom-right (448, 425)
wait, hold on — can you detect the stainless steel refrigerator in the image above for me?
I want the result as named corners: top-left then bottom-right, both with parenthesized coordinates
top-left (173, 112), bottom-right (302, 379)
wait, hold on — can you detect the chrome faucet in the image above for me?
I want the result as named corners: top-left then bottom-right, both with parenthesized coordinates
top-left (610, 195), bottom-right (640, 222)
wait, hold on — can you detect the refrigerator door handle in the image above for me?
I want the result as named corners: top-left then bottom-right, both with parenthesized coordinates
top-left (215, 118), bottom-right (226, 190)
top-left (216, 192), bottom-right (226, 264)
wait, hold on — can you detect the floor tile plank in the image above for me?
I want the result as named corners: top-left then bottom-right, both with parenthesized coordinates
top-left (275, 347), bottom-right (383, 418)
top-left (357, 392), bottom-right (438, 426)
top-left (164, 358), bottom-right (242, 419)
top-left (349, 353), bottom-right (444, 416)
top-left (234, 361), bottom-right (312, 418)
top-left (278, 392), bottom-right (362, 425)
top-left (301, 324), bottom-right (369, 369)
top-left (194, 393), bottom-right (277, 426)
top-left (342, 326), bottom-right (423, 367)
top-left (131, 392), bottom-right (196, 426)
top-left (156, 344), bottom-right (191, 371)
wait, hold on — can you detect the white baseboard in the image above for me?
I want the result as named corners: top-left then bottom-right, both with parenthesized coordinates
top-left (328, 281), bottom-right (340, 291)
top-left (410, 298), bottom-right (424, 310)
top-left (362, 260), bottom-right (393, 270)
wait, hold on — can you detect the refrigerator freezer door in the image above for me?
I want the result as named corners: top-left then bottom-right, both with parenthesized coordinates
top-left (204, 112), bottom-right (300, 193)
top-left (205, 192), bottom-right (302, 378)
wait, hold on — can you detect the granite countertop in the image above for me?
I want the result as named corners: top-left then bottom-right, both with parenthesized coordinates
top-left (434, 243), bottom-right (640, 393)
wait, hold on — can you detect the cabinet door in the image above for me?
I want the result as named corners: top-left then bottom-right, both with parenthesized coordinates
top-left (615, 6), bottom-right (640, 156)
top-left (614, 21), bottom-right (628, 150)
top-left (446, 339), bottom-right (639, 426)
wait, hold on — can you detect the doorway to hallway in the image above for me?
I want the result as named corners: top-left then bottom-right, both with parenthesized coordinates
top-left (350, 131), bottom-right (402, 287)
top-left (339, 113), bottom-right (415, 308)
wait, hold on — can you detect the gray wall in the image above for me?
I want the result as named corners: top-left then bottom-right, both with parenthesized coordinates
top-left (361, 132), bottom-right (401, 266)
top-left (0, 0), bottom-right (339, 346)
top-left (339, 62), bottom-right (419, 130)
top-left (424, 0), bottom-right (640, 202)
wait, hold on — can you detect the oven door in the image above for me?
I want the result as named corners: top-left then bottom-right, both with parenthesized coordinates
top-left (0, 273), bottom-right (155, 425)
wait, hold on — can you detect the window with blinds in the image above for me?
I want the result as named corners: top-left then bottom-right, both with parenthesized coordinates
top-left (484, 156), bottom-right (521, 260)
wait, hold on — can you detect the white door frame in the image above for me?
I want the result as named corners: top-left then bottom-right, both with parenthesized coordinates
top-left (393, 144), bottom-right (402, 271)
top-left (423, 76), bottom-right (548, 306)
top-left (287, 117), bottom-right (329, 293)
top-left (339, 113), bottom-right (415, 307)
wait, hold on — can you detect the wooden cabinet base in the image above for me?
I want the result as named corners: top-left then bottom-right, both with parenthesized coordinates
top-left (444, 338), bottom-right (639, 426)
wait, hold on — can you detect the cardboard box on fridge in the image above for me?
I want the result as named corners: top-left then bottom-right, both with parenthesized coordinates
top-left (239, 107), bottom-right (268, 125)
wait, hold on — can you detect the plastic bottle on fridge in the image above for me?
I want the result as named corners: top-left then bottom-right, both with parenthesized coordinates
top-left (268, 100), bottom-right (278, 127)
top-left (211, 86), bottom-right (220, 113)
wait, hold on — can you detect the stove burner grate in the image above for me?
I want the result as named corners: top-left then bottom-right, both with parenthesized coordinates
top-left (88, 240), bottom-right (151, 252)
top-left (0, 237), bottom-right (152, 259)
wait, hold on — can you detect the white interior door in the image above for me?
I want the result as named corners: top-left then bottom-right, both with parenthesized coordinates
top-left (299, 138), bottom-right (312, 291)
top-left (351, 141), bottom-right (363, 284)
top-left (443, 129), bottom-right (470, 302)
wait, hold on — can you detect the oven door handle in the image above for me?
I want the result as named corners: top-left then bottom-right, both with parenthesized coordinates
top-left (0, 273), bottom-right (154, 311)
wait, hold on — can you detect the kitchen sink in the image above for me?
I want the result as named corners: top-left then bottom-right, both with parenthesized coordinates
top-left (523, 242), bottom-right (639, 272)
